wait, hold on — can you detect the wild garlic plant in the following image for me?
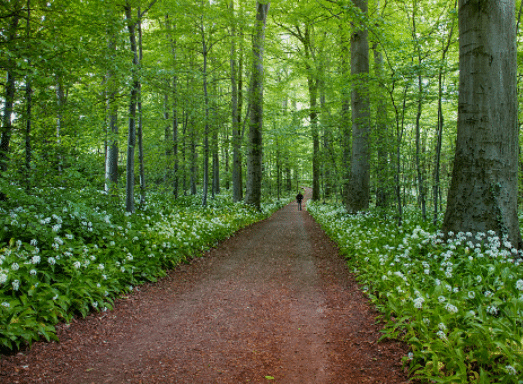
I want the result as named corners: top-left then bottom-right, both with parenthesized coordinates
top-left (0, 188), bottom-right (286, 352)
top-left (309, 202), bottom-right (523, 384)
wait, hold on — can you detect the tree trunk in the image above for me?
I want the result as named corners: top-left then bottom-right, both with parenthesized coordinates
top-left (0, 6), bottom-right (20, 178)
top-left (137, 10), bottom-right (146, 207)
top-left (412, 1), bottom-right (427, 220)
top-left (339, 22), bottom-right (351, 205)
top-left (230, 0), bottom-right (242, 202)
top-left (374, 46), bottom-right (389, 209)
top-left (124, 2), bottom-right (139, 213)
top-left (24, 0), bottom-right (32, 189)
top-left (443, 0), bottom-right (521, 248)
top-left (433, 0), bottom-right (456, 225)
top-left (346, 0), bottom-right (370, 213)
top-left (201, 20), bottom-right (210, 207)
top-left (245, 1), bottom-right (269, 209)
top-left (167, 14), bottom-right (179, 198)
top-left (105, 32), bottom-right (119, 195)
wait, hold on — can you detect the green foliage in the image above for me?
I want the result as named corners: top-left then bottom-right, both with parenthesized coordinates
top-left (0, 189), bottom-right (285, 352)
top-left (309, 202), bottom-right (523, 384)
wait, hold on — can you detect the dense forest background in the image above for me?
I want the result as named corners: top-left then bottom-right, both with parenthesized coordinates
top-left (0, 0), bottom-right (520, 220)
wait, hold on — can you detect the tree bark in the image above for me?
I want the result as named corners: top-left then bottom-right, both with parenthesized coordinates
top-left (374, 46), bottom-right (389, 209)
top-left (0, 5), bottom-right (20, 177)
top-left (346, 0), bottom-right (370, 213)
top-left (105, 31), bottom-right (119, 195)
top-left (230, 0), bottom-right (242, 202)
top-left (201, 17), bottom-right (210, 207)
top-left (124, 2), bottom-right (139, 213)
top-left (245, 1), bottom-right (269, 209)
top-left (443, 0), bottom-right (521, 248)
top-left (137, 10), bottom-right (146, 207)
top-left (340, 23), bottom-right (351, 205)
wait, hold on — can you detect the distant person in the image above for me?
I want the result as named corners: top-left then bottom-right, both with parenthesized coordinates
top-left (296, 191), bottom-right (304, 211)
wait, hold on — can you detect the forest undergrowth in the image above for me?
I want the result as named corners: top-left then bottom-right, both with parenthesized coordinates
top-left (0, 187), bottom-right (286, 353)
top-left (308, 202), bottom-right (523, 384)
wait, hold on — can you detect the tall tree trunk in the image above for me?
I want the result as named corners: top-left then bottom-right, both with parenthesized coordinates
top-left (245, 1), bottom-right (270, 209)
top-left (303, 25), bottom-right (320, 202)
top-left (137, 10), bottom-right (146, 207)
top-left (201, 18), bottom-right (210, 207)
top-left (433, 0), bottom-right (456, 225)
top-left (412, 1), bottom-right (427, 220)
top-left (443, 0), bottom-right (521, 248)
top-left (339, 22), bottom-right (351, 205)
top-left (374, 46), bottom-right (389, 209)
top-left (346, 0), bottom-right (370, 213)
top-left (172, 48), bottom-right (179, 199)
top-left (24, 0), bottom-right (32, 189)
top-left (0, 5), bottom-right (20, 179)
top-left (124, 3), bottom-right (139, 213)
top-left (230, 0), bottom-right (242, 202)
top-left (105, 31), bottom-right (119, 195)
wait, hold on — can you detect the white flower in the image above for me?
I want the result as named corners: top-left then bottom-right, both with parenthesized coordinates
top-left (0, 273), bottom-right (7, 284)
top-left (11, 263), bottom-right (19, 271)
top-left (468, 291), bottom-right (476, 299)
top-left (30, 239), bottom-right (38, 246)
top-left (1, 302), bottom-right (10, 308)
top-left (48, 257), bottom-right (56, 265)
top-left (438, 296), bottom-right (446, 303)
top-left (73, 261), bottom-right (81, 269)
top-left (476, 275), bottom-right (482, 283)
top-left (505, 365), bottom-right (517, 375)
top-left (98, 264), bottom-right (104, 271)
top-left (31, 255), bottom-right (41, 264)
top-left (413, 297), bottom-right (424, 309)
top-left (436, 330), bottom-right (447, 340)
top-left (12, 280), bottom-right (19, 291)
top-left (438, 322), bottom-right (447, 331)
top-left (486, 305), bottom-right (498, 315)
top-left (484, 290), bottom-right (493, 298)
top-left (445, 303), bottom-right (458, 314)
top-left (30, 269), bottom-right (37, 276)
top-left (516, 279), bottom-right (523, 291)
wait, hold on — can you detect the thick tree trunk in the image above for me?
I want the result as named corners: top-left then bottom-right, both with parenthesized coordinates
top-left (443, 0), bottom-right (521, 248)
top-left (346, 0), bottom-right (370, 213)
top-left (245, 1), bottom-right (269, 209)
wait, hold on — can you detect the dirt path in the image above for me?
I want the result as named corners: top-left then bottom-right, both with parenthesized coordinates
top-left (1, 190), bottom-right (409, 383)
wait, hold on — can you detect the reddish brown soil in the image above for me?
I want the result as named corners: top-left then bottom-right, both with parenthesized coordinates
top-left (0, 189), bottom-right (410, 383)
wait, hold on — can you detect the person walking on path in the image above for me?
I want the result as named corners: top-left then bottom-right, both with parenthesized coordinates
top-left (296, 190), bottom-right (304, 211)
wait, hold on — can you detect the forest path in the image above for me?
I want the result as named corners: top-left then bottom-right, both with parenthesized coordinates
top-left (1, 189), bottom-right (409, 384)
